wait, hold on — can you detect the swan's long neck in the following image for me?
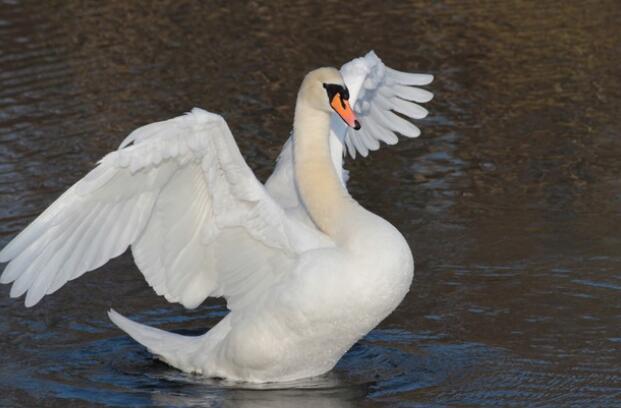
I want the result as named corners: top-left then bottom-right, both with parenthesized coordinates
top-left (293, 97), bottom-right (357, 239)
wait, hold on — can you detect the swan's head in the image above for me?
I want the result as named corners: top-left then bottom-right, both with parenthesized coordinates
top-left (299, 67), bottom-right (361, 130)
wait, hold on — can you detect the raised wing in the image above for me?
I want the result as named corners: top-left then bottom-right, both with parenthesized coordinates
top-left (337, 50), bottom-right (433, 158)
top-left (0, 109), bottom-right (332, 308)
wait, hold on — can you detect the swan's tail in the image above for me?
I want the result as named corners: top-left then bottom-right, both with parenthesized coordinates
top-left (108, 309), bottom-right (203, 371)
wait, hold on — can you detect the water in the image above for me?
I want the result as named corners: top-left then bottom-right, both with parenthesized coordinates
top-left (1, 0), bottom-right (620, 406)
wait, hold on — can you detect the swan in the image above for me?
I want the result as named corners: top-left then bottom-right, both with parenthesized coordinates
top-left (0, 51), bottom-right (433, 383)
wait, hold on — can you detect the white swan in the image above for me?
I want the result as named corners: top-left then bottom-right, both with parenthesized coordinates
top-left (0, 51), bottom-right (432, 383)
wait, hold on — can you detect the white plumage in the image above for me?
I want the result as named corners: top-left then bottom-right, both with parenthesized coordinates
top-left (0, 51), bottom-right (432, 382)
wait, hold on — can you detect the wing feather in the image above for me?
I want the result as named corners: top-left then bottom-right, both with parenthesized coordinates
top-left (386, 84), bottom-right (434, 103)
top-left (391, 96), bottom-right (429, 119)
top-left (385, 67), bottom-right (433, 85)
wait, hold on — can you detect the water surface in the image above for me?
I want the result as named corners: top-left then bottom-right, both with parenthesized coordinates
top-left (1, 0), bottom-right (620, 406)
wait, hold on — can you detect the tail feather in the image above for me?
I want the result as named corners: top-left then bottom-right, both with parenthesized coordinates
top-left (108, 309), bottom-right (202, 371)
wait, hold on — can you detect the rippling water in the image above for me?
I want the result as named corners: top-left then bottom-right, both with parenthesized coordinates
top-left (1, 0), bottom-right (620, 406)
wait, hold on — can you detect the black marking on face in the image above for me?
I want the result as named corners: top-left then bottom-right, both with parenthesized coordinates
top-left (323, 83), bottom-right (349, 107)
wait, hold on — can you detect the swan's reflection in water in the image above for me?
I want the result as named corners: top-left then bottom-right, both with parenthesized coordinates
top-left (150, 376), bottom-right (366, 408)
top-left (125, 337), bottom-right (373, 407)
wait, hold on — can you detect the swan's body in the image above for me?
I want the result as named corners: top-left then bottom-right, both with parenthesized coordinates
top-left (0, 51), bottom-right (432, 382)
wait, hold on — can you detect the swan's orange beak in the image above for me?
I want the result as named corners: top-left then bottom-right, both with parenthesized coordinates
top-left (330, 94), bottom-right (361, 130)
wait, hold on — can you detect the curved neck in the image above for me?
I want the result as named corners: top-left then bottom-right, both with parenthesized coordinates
top-left (293, 98), bottom-right (356, 239)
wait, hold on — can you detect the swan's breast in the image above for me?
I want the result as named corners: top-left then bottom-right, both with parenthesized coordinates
top-left (343, 212), bottom-right (415, 314)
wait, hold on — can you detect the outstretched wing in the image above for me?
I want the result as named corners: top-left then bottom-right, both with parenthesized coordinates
top-left (0, 109), bottom-right (332, 308)
top-left (266, 50), bottom-right (433, 219)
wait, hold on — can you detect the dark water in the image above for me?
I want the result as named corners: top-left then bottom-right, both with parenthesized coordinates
top-left (1, 0), bottom-right (620, 406)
